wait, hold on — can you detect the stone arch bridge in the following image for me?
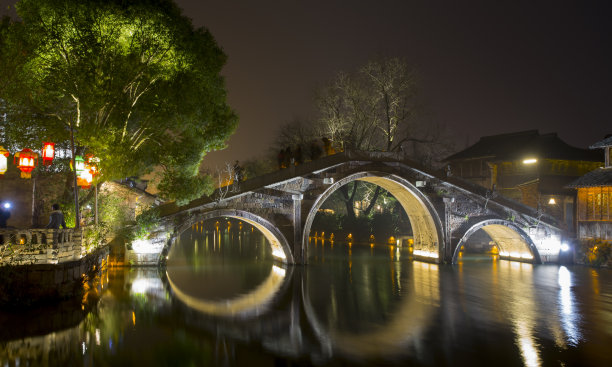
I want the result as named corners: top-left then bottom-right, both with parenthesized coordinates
top-left (135, 151), bottom-right (565, 266)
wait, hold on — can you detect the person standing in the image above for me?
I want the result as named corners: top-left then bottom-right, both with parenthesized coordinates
top-left (0, 202), bottom-right (10, 228)
top-left (46, 203), bottom-right (67, 229)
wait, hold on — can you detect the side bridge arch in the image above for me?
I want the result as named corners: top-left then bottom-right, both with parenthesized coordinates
top-left (167, 209), bottom-right (294, 264)
top-left (451, 218), bottom-right (542, 264)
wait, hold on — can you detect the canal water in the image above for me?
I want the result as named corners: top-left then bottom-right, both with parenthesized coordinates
top-left (1, 220), bottom-right (611, 366)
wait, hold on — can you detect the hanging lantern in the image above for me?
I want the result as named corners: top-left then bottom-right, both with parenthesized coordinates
top-left (14, 148), bottom-right (38, 179)
top-left (78, 164), bottom-right (93, 189)
top-left (0, 146), bottom-right (9, 175)
top-left (41, 142), bottom-right (55, 165)
top-left (70, 155), bottom-right (85, 174)
top-left (85, 155), bottom-right (100, 177)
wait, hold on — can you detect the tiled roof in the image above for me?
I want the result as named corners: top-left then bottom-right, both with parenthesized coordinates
top-left (444, 130), bottom-right (602, 162)
top-left (590, 135), bottom-right (612, 149)
top-left (566, 167), bottom-right (612, 188)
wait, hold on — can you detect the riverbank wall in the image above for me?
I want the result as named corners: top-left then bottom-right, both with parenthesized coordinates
top-left (0, 245), bottom-right (109, 308)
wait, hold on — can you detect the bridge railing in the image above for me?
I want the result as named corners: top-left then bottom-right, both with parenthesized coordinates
top-left (0, 228), bottom-right (85, 266)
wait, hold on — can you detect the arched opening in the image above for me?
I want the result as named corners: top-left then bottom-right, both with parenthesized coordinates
top-left (172, 209), bottom-right (293, 264)
top-left (452, 220), bottom-right (541, 264)
top-left (302, 172), bottom-right (443, 263)
top-left (166, 212), bottom-right (293, 317)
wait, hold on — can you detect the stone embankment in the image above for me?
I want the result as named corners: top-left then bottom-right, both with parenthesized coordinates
top-left (0, 228), bottom-right (109, 307)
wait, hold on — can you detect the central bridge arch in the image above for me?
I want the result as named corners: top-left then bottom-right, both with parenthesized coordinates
top-left (302, 172), bottom-right (444, 262)
top-left (172, 209), bottom-right (294, 264)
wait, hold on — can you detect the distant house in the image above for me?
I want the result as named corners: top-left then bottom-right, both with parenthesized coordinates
top-left (444, 130), bottom-right (602, 231)
top-left (567, 136), bottom-right (612, 241)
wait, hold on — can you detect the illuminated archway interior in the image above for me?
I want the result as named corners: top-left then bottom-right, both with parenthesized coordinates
top-left (358, 177), bottom-right (440, 258)
top-left (455, 223), bottom-right (536, 263)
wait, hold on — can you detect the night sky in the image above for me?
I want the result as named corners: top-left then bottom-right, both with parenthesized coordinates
top-left (3, 1), bottom-right (611, 167)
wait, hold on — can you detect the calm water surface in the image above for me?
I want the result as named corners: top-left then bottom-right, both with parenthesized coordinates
top-left (1, 222), bottom-right (611, 366)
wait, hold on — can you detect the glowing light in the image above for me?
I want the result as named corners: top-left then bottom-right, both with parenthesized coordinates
top-left (132, 311), bottom-right (136, 326)
top-left (131, 239), bottom-right (157, 253)
top-left (522, 158), bottom-right (537, 164)
top-left (413, 249), bottom-right (439, 258)
top-left (95, 329), bottom-right (101, 345)
top-left (130, 277), bottom-right (163, 295)
top-left (0, 146), bottom-right (9, 175)
top-left (548, 197), bottom-right (556, 205)
top-left (560, 243), bottom-right (570, 252)
top-left (41, 142), bottom-right (55, 165)
top-left (14, 148), bottom-right (38, 179)
top-left (272, 265), bottom-right (286, 277)
top-left (272, 246), bottom-right (286, 260)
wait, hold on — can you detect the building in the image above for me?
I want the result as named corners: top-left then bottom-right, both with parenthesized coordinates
top-left (567, 135), bottom-right (612, 241)
top-left (444, 130), bottom-right (602, 231)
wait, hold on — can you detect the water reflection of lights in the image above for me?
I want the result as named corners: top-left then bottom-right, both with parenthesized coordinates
top-left (517, 322), bottom-right (541, 367)
top-left (558, 266), bottom-right (581, 346)
top-left (497, 261), bottom-right (542, 367)
top-left (303, 261), bottom-right (438, 360)
top-left (130, 277), bottom-right (164, 295)
top-left (167, 265), bottom-right (288, 317)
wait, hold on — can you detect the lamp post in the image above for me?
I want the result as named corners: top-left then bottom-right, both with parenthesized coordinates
top-left (67, 123), bottom-right (80, 229)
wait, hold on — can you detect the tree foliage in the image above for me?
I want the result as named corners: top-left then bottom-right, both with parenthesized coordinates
top-left (0, 0), bottom-right (237, 204)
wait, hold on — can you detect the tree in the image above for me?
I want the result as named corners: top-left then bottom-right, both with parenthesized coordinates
top-left (0, 0), bottom-right (237, 204)
top-left (314, 57), bottom-right (455, 167)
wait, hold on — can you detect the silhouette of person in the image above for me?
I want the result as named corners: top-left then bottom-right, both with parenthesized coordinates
top-left (46, 203), bottom-right (67, 229)
top-left (322, 137), bottom-right (335, 156)
top-left (310, 140), bottom-right (323, 160)
top-left (0, 202), bottom-right (10, 228)
top-left (278, 149), bottom-right (285, 169)
top-left (284, 146), bottom-right (293, 168)
top-left (295, 145), bottom-right (303, 165)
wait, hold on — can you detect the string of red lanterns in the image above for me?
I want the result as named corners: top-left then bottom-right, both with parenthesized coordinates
top-left (0, 142), bottom-right (99, 188)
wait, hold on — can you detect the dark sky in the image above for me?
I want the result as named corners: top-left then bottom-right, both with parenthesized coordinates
top-left (3, 1), bottom-right (611, 167)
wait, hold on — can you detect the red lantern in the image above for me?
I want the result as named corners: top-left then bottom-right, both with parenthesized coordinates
top-left (41, 142), bottom-right (55, 165)
top-left (14, 148), bottom-right (38, 179)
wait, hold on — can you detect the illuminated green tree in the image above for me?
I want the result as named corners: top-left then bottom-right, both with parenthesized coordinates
top-left (0, 0), bottom-right (237, 204)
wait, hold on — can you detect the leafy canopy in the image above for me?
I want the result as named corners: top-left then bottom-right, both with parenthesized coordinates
top-left (0, 0), bottom-right (238, 204)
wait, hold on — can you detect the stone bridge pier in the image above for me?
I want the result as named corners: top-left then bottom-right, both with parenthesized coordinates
top-left (136, 151), bottom-right (566, 266)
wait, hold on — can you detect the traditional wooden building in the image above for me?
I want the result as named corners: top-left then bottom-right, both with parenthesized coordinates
top-left (444, 130), bottom-right (602, 231)
top-left (567, 136), bottom-right (612, 241)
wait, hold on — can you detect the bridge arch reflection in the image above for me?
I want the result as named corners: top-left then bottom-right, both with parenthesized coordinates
top-left (452, 219), bottom-right (542, 264)
top-left (166, 264), bottom-right (291, 318)
top-left (302, 261), bottom-right (439, 361)
top-left (302, 172), bottom-right (444, 262)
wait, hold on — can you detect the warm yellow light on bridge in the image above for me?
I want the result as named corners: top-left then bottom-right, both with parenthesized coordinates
top-left (548, 197), bottom-right (556, 205)
top-left (522, 158), bottom-right (537, 164)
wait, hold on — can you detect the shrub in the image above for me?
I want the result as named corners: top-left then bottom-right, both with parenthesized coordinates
top-left (577, 238), bottom-right (611, 267)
